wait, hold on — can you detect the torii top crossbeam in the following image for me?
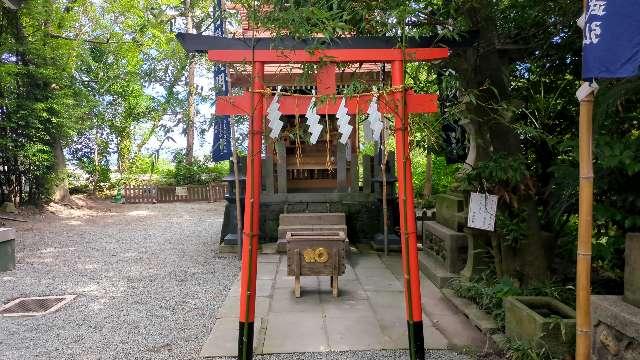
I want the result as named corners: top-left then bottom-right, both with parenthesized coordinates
top-left (177, 34), bottom-right (449, 116)
top-left (176, 32), bottom-right (449, 360)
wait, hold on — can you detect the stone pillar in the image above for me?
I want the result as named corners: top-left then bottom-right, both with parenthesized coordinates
top-left (460, 228), bottom-right (492, 280)
top-left (373, 145), bottom-right (382, 196)
top-left (625, 233), bottom-right (640, 307)
top-left (276, 142), bottom-right (287, 194)
top-left (350, 154), bottom-right (359, 193)
top-left (0, 227), bottom-right (16, 272)
top-left (263, 159), bottom-right (274, 194)
top-left (263, 140), bottom-right (274, 194)
top-left (336, 142), bottom-right (347, 192)
top-left (362, 155), bottom-right (372, 193)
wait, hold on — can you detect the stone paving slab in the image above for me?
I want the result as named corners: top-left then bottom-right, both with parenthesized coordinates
top-left (229, 278), bottom-right (274, 298)
top-left (263, 312), bottom-right (328, 353)
top-left (354, 266), bottom-right (403, 292)
top-left (201, 253), bottom-right (464, 357)
top-left (257, 262), bottom-right (278, 280)
top-left (270, 287), bottom-right (322, 314)
top-left (325, 313), bottom-right (390, 351)
top-left (258, 254), bottom-right (281, 263)
top-left (200, 317), bottom-right (263, 357)
top-left (217, 295), bottom-right (270, 319)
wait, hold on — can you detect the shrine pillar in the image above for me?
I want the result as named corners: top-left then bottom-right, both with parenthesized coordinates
top-left (391, 60), bottom-right (425, 359)
top-left (238, 61), bottom-right (264, 360)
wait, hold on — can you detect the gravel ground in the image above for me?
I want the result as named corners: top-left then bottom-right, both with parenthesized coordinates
top-left (1, 201), bottom-right (239, 360)
top-left (0, 199), bottom-right (472, 360)
top-left (219, 350), bottom-right (472, 359)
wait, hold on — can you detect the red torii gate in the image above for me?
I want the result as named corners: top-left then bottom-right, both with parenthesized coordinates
top-left (179, 34), bottom-right (449, 360)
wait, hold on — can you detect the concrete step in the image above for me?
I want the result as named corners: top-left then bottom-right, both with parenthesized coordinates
top-left (277, 224), bottom-right (347, 240)
top-left (418, 251), bottom-right (459, 289)
top-left (279, 212), bottom-right (345, 226)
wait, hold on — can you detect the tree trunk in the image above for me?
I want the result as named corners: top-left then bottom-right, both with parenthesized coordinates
top-left (92, 124), bottom-right (99, 194)
top-left (453, 0), bottom-right (551, 284)
top-left (184, 0), bottom-right (196, 164)
top-left (423, 151), bottom-right (432, 199)
top-left (52, 139), bottom-right (71, 203)
top-left (517, 199), bottom-right (553, 285)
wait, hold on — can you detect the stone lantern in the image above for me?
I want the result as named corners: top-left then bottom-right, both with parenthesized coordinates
top-left (371, 150), bottom-right (401, 251)
top-left (221, 156), bottom-right (247, 245)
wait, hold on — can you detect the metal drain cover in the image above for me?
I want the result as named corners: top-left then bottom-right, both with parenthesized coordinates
top-left (0, 295), bottom-right (76, 317)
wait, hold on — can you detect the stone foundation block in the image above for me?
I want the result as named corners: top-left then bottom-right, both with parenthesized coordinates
top-left (624, 233), bottom-right (640, 307)
top-left (0, 228), bottom-right (16, 272)
top-left (592, 295), bottom-right (640, 360)
top-left (504, 296), bottom-right (576, 358)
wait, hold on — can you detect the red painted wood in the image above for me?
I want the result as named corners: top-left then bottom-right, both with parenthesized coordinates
top-left (316, 64), bottom-right (337, 95)
top-left (391, 60), bottom-right (423, 324)
top-left (214, 92), bottom-right (438, 116)
top-left (208, 48), bottom-right (449, 63)
top-left (239, 62), bottom-right (264, 324)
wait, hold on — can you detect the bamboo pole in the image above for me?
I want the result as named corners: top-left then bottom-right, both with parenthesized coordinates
top-left (576, 92), bottom-right (594, 360)
top-left (575, 0), bottom-right (594, 357)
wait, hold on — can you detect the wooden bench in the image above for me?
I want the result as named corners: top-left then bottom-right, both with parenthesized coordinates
top-left (286, 231), bottom-right (346, 297)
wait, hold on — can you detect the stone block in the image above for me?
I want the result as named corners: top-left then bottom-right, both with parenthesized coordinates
top-left (423, 221), bottom-right (468, 274)
top-left (277, 225), bottom-right (348, 240)
top-left (504, 296), bottom-right (576, 358)
top-left (370, 233), bottom-right (401, 252)
top-left (284, 203), bottom-right (307, 213)
top-left (592, 295), bottom-right (640, 360)
top-left (593, 295), bottom-right (640, 341)
top-left (419, 252), bottom-right (459, 289)
top-left (460, 228), bottom-right (493, 280)
top-left (624, 233), bottom-right (640, 307)
top-left (1, 202), bottom-right (16, 213)
top-left (434, 193), bottom-right (465, 231)
top-left (279, 212), bottom-right (346, 226)
top-left (0, 227), bottom-right (16, 272)
top-left (441, 289), bottom-right (499, 334)
top-left (306, 202), bottom-right (331, 213)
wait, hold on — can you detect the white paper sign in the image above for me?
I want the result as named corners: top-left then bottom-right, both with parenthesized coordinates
top-left (467, 192), bottom-right (498, 231)
top-left (175, 186), bottom-right (188, 197)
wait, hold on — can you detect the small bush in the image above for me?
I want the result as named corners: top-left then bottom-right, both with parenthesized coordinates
top-left (411, 151), bottom-right (461, 199)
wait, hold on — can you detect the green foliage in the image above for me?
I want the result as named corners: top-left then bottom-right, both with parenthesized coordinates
top-left (501, 336), bottom-right (555, 360)
top-left (496, 209), bottom-right (528, 247)
top-left (118, 153), bottom-right (229, 187)
top-left (450, 275), bottom-right (521, 328)
top-left (460, 153), bottom-right (533, 206)
top-left (172, 153), bottom-right (228, 186)
top-left (411, 152), bottom-right (461, 197)
top-left (1, 1), bottom-right (94, 204)
top-left (450, 274), bottom-right (574, 330)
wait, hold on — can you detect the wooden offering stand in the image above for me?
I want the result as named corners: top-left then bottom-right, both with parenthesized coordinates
top-left (286, 231), bottom-right (347, 297)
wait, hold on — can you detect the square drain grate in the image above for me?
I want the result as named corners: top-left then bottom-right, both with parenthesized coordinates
top-left (0, 295), bottom-right (76, 317)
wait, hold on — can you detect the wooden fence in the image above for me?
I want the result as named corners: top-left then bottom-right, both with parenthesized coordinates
top-left (124, 183), bottom-right (227, 204)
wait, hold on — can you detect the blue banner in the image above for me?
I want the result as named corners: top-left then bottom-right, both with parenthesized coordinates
top-left (211, 0), bottom-right (232, 162)
top-left (582, 1), bottom-right (640, 80)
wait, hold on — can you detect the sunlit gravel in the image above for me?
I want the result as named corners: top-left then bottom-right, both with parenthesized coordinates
top-left (0, 202), bottom-right (238, 360)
